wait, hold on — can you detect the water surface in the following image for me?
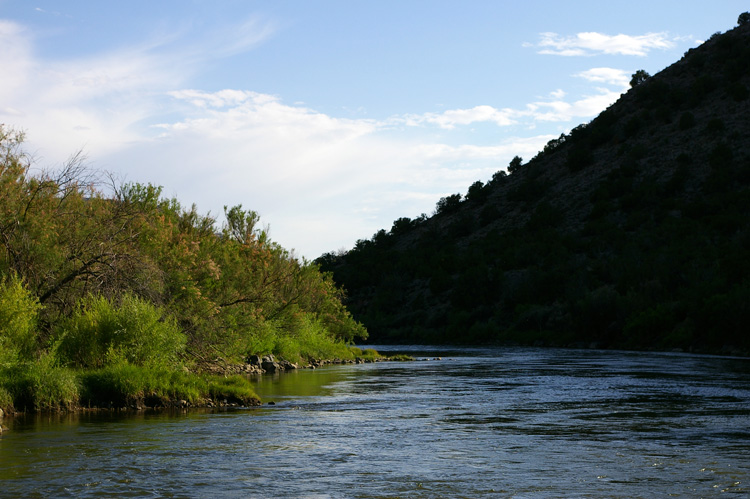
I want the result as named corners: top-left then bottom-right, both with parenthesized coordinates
top-left (1, 347), bottom-right (749, 498)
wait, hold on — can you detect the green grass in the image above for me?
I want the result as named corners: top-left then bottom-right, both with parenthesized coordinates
top-left (80, 363), bottom-right (260, 408)
top-left (242, 316), bottom-right (367, 365)
top-left (1, 355), bottom-right (80, 412)
top-left (0, 357), bottom-right (260, 413)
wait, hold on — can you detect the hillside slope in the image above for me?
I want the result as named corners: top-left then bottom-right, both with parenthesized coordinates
top-left (318, 22), bottom-right (750, 354)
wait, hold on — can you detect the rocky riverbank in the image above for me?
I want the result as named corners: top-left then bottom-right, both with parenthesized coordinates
top-left (199, 353), bottom-right (402, 376)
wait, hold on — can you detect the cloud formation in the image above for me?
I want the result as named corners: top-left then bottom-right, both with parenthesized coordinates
top-left (403, 105), bottom-right (521, 129)
top-left (531, 31), bottom-right (674, 56)
top-left (575, 67), bottom-right (632, 87)
top-left (0, 17), bottom-right (633, 257)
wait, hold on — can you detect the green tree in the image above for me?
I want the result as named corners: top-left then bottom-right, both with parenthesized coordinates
top-left (508, 156), bottom-right (523, 174)
top-left (0, 273), bottom-right (41, 365)
top-left (630, 70), bottom-right (650, 88)
top-left (434, 194), bottom-right (462, 215)
top-left (738, 12), bottom-right (750, 26)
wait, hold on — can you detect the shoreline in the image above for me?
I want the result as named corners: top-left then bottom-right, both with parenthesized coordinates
top-left (0, 353), bottom-right (413, 420)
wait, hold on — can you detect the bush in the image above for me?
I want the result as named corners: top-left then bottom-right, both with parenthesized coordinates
top-left (1, 355), bottom-right (80, 412)
top-left (0, 386), bottom-right (13, 413)
top-left (54, 294), bottom-right (186, 369)
top-left (208, 375), bottom-right (259, 405)
top-left (79, 364), bottom-right (259, 408)
top-left (0, 273), bottom-right (41, 366)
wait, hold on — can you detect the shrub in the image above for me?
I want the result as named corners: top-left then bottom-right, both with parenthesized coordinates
top-left (630, 69), bottom-right (650, 88)
top-left (207, 375), bottom-right (259, 405)
top-left (54, 294), bottom-right (186, 369)
top-left (0, 273), bottom-right (41, 366)
top-left (79, 364), bottom-right (259, 407)
top-left (0, 386), bottom-right (13, 413)
top-left (1, 355), bottom-right (80, 412)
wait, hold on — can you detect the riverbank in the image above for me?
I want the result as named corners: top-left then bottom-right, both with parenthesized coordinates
top-left (0, 348), bottom-right (414, 418)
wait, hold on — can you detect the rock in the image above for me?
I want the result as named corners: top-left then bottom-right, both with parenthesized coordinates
top-left (246, 354), bottom-right (262, 366)
top-left (279, 360), bottom-right (298, 371)
top-left (262, 360), bottom-right (281, 373)
top-left (0, 408), bottom-right (4, 419)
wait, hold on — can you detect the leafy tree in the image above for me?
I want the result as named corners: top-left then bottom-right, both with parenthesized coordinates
top-left (466, 181), bottom-right (489, 203)
top-left (630, 69), bottom-right (650, 88)
top-left (434, 194), bottom-right (462, 215)
top-left (738, 12), bottom-right (750, 26)
top-left (508, 155), bottom-right (523, 174)
top-left (0, 273), bottom-right (41, 365)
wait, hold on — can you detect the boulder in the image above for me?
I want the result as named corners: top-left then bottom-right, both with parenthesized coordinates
top-left (262, 359), bottom-right (281, 373)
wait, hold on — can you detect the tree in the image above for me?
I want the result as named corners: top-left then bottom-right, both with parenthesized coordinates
top-left (434, 194), bottom-right (462, 215)
top-left (738, 12), bottom-right (750, 26)
top-left (508, 156), bottom-right (523, 174)
top-left (466, 181), bottom-right (489, 203)
top-left (630, 70), bottom-right (650, 88)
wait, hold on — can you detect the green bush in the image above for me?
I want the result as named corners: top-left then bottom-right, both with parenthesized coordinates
top-left (54, 294), bottom-right (186, 369)
top-left (81, 363), bottom-right (197, 407)
top-left (0, 273), bottom-right (41, 366)
top-left (79, 364), bottom-right (259, 408)
top-left (207, 375), bottom-right (259, 405)
top-left (1, 355), bottom-right (80, 412)
top-left (0, 386), bottom-right (13, 413)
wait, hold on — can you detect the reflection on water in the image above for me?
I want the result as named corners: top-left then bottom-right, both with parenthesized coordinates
top-left (1, 347), bottom-right (749, 498)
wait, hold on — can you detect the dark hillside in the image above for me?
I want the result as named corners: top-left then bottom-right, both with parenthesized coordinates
top-left (318, 21), bottom-right (750, 354)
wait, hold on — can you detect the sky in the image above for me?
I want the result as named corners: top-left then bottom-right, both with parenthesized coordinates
top-left (1, 1), bottom-right (747, 259)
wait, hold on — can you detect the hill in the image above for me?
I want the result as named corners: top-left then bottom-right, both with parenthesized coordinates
top-left (318, 20), bottom-right (750, 354)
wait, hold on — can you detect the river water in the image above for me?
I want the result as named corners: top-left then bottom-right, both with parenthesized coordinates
top-left (1, 347), bottom-right (749, 498)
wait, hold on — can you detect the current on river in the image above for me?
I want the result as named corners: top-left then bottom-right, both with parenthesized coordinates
top-left (1, 346), bottom-right (749, 498)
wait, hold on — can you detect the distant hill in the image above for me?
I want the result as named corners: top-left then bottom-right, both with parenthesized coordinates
top-left (317, 20), bottom-right (750, 354)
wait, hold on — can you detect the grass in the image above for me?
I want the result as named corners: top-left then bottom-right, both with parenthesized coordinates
top-left (1, 355), bottom-right (80, 412)
top-left (0, 358), bottom-right (260, 414)
top-left (80, 363), bottom-right (260, 409)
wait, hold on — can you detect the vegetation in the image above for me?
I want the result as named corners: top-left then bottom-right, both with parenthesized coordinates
top-left (0, 125), bottom-right (367, 414)
top-left (318, 20), bottom-right (750, 355)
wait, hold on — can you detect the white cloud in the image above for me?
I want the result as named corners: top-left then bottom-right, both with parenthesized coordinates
top-left (531, 31), bottom-right (675, 56)
top-left (401, 105), bottom-right (520, 129)
top-left (575, 67), bottom-right (631, 87)
top-left (526, 88), bottom-right (623, 122)
top-left (0, 21), bottom-right (33, 109)
top-left (550, 89), bottom-right (566, 99)
top-left (1, 17), bottom-right (625, 257)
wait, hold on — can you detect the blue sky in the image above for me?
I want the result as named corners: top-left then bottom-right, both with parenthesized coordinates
top-left (1, 1), bottom-right (746, 258)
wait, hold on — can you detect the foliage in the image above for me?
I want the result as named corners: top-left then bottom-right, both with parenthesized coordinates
top-left (630, 69), bottom-right (650, 88)
top-left (434, 194), bottom-right (462, 215)
top-left (738, 12), bottom-right (750, 26)
top-left (507, 156), bottom-right (523, 174)
top-left (0, 273), bottom-right (41, 366)
top-left (79, 363), bottom-right (259, 408)
top-left (53, 294), bottom-right (186, 369)
top-left (1, 355), bottom-right (80, 412)
top-left (0, 123), bottom-right (367, 412)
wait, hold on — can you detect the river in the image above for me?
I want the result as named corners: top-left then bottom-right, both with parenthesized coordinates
top-left (1, 347), bottom-right (749, 498)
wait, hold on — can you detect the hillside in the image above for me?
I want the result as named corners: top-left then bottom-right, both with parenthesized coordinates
top-left (318, 21), bottom-right (750, 354)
